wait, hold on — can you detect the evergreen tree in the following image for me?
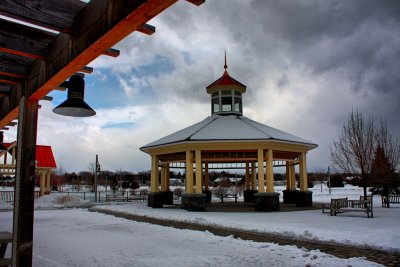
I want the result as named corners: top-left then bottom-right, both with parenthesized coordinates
top-left (369, 146), bottom-right (399, 207)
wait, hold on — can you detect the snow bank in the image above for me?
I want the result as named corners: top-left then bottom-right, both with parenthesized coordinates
top-left (34, 194), bottom-right (93, 209)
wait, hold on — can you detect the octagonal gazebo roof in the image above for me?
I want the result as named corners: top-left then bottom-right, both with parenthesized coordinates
top-left (140, 115), bottom-right (317, 152)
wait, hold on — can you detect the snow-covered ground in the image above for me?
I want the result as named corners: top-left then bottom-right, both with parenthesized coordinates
top-left (0, 185), bottom-right (399, 266)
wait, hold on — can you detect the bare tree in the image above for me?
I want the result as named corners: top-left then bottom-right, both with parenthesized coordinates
top-left (330, 109), bottom-right (375, 197)
top-left (376, 120), bottom-right (400, 172)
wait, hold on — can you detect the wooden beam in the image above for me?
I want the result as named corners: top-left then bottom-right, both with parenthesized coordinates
top-left (80, 66), bottom-right (93, 74)
top-left (186, 0), bottom-right (206, 6)
top-left (28, 0), bottom-right (179, 101)
top-left (0, 78), bottom-right (19, 85)
top-left (0, 106), bottom-right (18, 129)
top-left (41, 96), bottom-right (53, 101)
top-left (1, 0), bottom-right (188, 129)
top-left (0, 47), bottom-right (45, 60)
top-left (0, 71), bottom-right (26, 79)
top-left (0, 18), bottom-right (55, 59)
top-left (137, 23), bottom-right (156, 35)
top-left (103, 48), bottom-right (120, 57)
top-left (0, 0), bottom-right (86, 33)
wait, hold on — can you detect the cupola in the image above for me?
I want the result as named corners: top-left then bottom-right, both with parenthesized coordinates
top-left (206, 54), bottom-right (246, 116)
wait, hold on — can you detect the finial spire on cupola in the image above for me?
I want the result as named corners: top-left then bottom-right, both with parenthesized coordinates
top-left (224, 50), bottom-right (228, 70)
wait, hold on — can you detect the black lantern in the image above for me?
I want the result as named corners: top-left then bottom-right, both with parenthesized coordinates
top-left (53, 75), bottom-right (96, 117)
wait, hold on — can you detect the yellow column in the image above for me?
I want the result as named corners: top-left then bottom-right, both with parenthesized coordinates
top-left (195, 150), bottom-right (202, 193)
top-left (160, 165), bottom-right (166, 191)
top-left (257, 149), bottom-right (265, 192)
top-left (39, 170), bottom-right (45, 196)
top-left (46, 170), bottom-right (51, 193)
top-left (285, 162), bottom-right (291, 190)
top-left (245, 162), bottom-right (250, 190)
top-left (204, 163), bottom-right (209, 191)
top-left (251, 162), bottom-right (256, 190)
top-left (186, 151), bottom-right (194, 193)
top-left (299, 153), bottom-right (308, 192)
top-left (290, 164), bottom-right (296, 190)
top-left (266, 149), bottom-right (274, 192)
top-left (166, 165), bottom-right (170, 190)
top-left (150, 155), bottom-right (159, 192)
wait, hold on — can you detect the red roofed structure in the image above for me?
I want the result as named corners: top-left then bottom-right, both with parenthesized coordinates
top-left (206, 53), bottom-right (246, 92)
top-left (1, 142), bottom-right (57, 195)
top-left (36, 146), bottom-right (57, 169)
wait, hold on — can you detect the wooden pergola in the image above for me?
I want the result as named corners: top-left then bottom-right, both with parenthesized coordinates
top-left (0, 1), bottom-right (203, 266)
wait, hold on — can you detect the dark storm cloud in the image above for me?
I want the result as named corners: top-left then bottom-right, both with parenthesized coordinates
top-left (247, 0), bottom-right (400, 95)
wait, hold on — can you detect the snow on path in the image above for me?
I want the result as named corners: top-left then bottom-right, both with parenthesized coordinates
top-left (93, 202), bottom-right (400, 252)
top-left (0, 209), bottom-right (381, 267)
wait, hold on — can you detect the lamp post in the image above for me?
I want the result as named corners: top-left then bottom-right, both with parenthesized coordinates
top-left (95, 155), bottom-right (101, 202)
top-left (327, 166), bottom-right (331, 195)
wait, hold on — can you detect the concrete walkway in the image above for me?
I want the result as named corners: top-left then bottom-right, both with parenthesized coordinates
top-left (91, 208), bottom-right (400, 266)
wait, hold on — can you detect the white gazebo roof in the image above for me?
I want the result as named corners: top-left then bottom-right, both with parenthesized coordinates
top-left (141, 115), bottom-right (317, 150)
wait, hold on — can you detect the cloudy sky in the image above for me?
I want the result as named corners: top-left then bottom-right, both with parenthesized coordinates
top-left (6, 0), bottom-right (400, 173)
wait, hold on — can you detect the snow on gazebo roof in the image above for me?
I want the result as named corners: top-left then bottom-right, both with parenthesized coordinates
top-left (141, 115), bottom-right (317, 150)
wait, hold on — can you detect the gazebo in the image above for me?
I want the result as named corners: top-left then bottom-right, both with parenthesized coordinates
top-left (140, 58), bottom-right (318, 211)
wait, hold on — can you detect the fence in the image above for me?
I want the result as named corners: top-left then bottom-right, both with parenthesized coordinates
top-left (0, 191), bottom-right (40, 203)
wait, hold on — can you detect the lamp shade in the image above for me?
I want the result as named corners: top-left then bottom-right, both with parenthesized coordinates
top-left (53, 75), bottom-right (96, 117)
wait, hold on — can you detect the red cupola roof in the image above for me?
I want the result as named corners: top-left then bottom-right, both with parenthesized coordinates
top-left (206, 54), bottom-right (246, 89)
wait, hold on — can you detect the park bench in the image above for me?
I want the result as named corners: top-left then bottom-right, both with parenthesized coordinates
top-left (0, 231), bottom-right (12, 266)
top-left (220, 193), bottom-right (238, 203)
top-left (381, 194), bottom-right (400, 207)
top-left (105, 194), bottom-right (127, 202)
top-left (329, 197), bottom-right (373, 218)
top-left (322, 197), bottom-right (348, 215)
top-left (128, 190), bottom-right (148, 201)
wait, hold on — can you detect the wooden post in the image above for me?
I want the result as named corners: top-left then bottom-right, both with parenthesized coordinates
top-left (186, 151), bottom-right (194, 193)
top-left (266, 149), bottom-right (274, 192)
top-left (257, 149), bottom-right (265, 192)
top-left (204, 163), bottom-right (209, 191)
top-left (251, 162), bottom-right (256, 190)
top-left (165, 164), bottom-right (170, 190)
top-left (46, 169), bottom-right (51, 193)
top-left (160, 165), bottom-right (166, 191)
top-left (299, 153), bottom-right (308, 192)
top-left (245, 162), bottom-right (250, 190)
top-left (12, 96), bottom-right (38, 267)
top-left (195, 150), bottom-right (202, 193)
top-left (150, 155), bottom-right (159, 192)
top-left (39, 170), bottom-right (45, 196)
top-left (290, 164), bottom-right (296, 190)
top-left (285, 162), bottom-right (291, 190)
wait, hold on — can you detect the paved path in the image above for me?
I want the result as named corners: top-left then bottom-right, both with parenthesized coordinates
top-left (91, 208), bottom-right (400, 267)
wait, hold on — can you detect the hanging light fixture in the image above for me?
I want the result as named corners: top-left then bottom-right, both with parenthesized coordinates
top-left (0, 131), bottom-right (7, 152)
top-left (53, 75), bottom-right (96, 117)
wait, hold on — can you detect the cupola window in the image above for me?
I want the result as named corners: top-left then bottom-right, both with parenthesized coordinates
top-left (206, 53), bottom-right (246, 116)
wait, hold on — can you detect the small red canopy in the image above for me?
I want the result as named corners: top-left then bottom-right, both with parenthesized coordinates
top-left (3, 142), bottom-right (56, 168)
